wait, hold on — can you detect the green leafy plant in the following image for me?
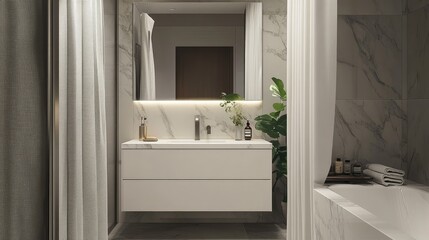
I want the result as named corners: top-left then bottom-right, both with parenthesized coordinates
top-left (255, 77), bottom-right (287, 201)
top-left (220, 92), bottom-right (246, 126)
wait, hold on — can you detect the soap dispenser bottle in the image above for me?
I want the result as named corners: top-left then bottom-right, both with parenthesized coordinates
top-left (335, 158), bottom-right (343, 174)
top-left (244, 120), bottom-right (252, 140)
top-left (139, 117), bottom-right (147, 141)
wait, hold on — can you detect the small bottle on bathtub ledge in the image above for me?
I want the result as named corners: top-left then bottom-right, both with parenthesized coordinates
top-left (352, 162), bottom-right (363, 176)
top-left (344, 159), bottom-right (351, 174)
top-left (335, 158), bottom-right (343, 174)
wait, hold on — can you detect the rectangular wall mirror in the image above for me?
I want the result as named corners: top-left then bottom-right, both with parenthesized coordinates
top-left (133, 2), bottom-right (262, 101)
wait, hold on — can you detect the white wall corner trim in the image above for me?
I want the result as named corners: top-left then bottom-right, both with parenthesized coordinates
top-left (287, 0), bottom-right (337, 239)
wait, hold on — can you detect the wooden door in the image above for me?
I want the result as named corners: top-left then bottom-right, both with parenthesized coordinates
top-left (176, 47), bottom-right (233, 100)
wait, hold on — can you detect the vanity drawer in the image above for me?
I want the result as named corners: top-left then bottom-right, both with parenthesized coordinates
top-left (121, 149), bottom-right (271, 180)
top-left (122, 179), bottom-right (272, 211)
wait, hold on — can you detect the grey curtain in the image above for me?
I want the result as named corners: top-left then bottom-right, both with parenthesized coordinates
top-left (58, 0), bottom-right (108, 239)
top-left (0, 0), bottom-right (49, 240)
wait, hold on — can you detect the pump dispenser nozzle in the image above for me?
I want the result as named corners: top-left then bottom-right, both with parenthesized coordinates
top-left (139, 116), bottom-right (147, 141)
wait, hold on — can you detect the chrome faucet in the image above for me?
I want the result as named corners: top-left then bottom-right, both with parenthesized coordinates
top-left (194, 115), bottom-right (200, 140)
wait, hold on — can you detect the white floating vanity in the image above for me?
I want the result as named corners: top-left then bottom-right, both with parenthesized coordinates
top-left (120, 139), bottom-right (272, 212)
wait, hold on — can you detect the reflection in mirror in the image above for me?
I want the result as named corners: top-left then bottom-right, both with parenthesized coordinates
top-left (134, 13), bottom-right (156, 100)
top-left (133, 2), bottom-right (262, 101)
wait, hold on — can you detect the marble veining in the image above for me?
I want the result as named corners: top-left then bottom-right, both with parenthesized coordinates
top-left (332, 100), bottom-right (406, 168)
top-left (406, 100), bottom-right (429, 185)
top-left (134, 102), bottom-right (264, 139)
top-left (329, 184), bottom-right (429, 240)
top-left (122, 139), bottom-right (272, 149)
top-left (314, 185), bottom-right (422, 240)
top-left (264, 14), bottom-right (287, 62)
top-left (119, 0), bottom-right (287, 140)
top-left (334, 1), bottom-right (408, 177)
top-left (337, 15), bottom-right (402, 100)
top-left (408, 0), bottom-right (429, 12)
top-left (261, 0), bottom-right (287, 15)
top-left (405, 0), bottom-right (429, 187)
top-left (407, 5), bottom-right (429, 99)
top-left (338, 0), bottom-right (403, 15)
top-left (118, 0), bottom-right (287, 224)
top-left (313, 188), bottom-right (393, 240)
top-left (332, 1), bottom-right (429, 186)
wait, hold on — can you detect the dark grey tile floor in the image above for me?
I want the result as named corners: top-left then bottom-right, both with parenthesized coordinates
top-left (109, 223), bottom-right (286, 240)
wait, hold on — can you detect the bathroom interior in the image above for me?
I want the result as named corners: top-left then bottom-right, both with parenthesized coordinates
top-left (1, 0), bottom-right (429, 239)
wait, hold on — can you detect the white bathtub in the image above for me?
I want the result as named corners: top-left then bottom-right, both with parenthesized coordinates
top-left (314, 183), bottom-right (429, 240)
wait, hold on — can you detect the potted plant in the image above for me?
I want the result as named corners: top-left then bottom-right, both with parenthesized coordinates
top-left (254, 77), bottom-right (287, 222)
top-left (220, 92), bottom-right (246, 140)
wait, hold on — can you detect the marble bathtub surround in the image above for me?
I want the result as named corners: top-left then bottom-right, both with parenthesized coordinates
top-left (313, 187), bottom-right (412, 240)
top-left (314, 184), bottom-right (429, 240)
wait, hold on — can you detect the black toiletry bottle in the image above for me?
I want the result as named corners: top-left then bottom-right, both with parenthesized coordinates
top-left (352, 162), bottom-right (362, 176)
top-left (244, 120), bottom-right (252, 140)
top-left (344, 159), bottom-right (351, 174)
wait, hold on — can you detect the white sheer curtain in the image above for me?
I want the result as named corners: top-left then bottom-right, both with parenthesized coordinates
top-left (286, 0), bottom-right (337, 239)
top-left (58, 0), bottom-right (108, 239)
top-left (245, 2), bottom-right (262, 100)
top-left (139, 13), bottom-right (156, 100)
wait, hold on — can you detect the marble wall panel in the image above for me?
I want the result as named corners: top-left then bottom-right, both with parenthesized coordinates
top-left (338, 0), bottom-right (402, 15)
top-left (407, 5), bottom-right (429, 99)
top-left (337, 15), bottom-right (402, 100)
top-left (408, 0), bottom-right (429, 12)
top-left (406, 3), bottom-right (429, 186)
top-left (118, 0), bottom-right (287, 224)
top-left (333, 100), bottom-right (406, 169)
top-left (133, 102), bottom-right (263, 139)
top-left (406, 99), bottom-right (429, 185)
top-left (119, 0), bottom-right (287, 141)
top-left (262, 0), bottom-right (287, 113)
top-left (334, 2), bottom-right (407, 173)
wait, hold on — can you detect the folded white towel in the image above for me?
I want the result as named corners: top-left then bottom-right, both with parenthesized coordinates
top-left (366, 163), bottom-right (405, 177)
top-left (363, 169), bottom-right (404, 186)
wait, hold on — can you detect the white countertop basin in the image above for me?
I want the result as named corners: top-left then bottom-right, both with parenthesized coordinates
top-left (122, 139), bottom-right (272, 149)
